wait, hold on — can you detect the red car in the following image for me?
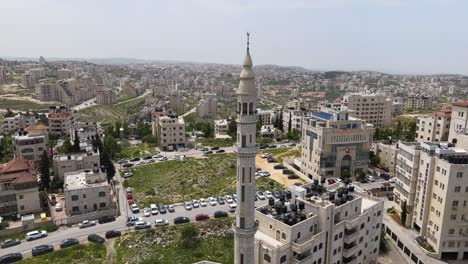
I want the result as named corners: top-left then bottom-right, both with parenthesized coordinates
top-left (327, 179), bottom-right (336, 184)
top-left (127, 193), bottom-right (133, 199)
top-left (127, 199), bottom-right (134, 205)
top-left (195, 214), bottom-right (210, 221)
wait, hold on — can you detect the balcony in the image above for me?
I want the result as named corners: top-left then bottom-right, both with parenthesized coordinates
top-left (343, 242), bottom-right (357, 257)
top-left (343, 255), bottom-right (357, 264)
top-left (233, 145), bottom-right (259, 155)
top-left (344, 228), bottom-right (359, 242)
top-left (291, 253), bottom-right (313, 263)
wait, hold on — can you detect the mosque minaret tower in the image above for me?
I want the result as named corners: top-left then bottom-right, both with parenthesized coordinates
top-left (233, 33), bottom-right (259, 264)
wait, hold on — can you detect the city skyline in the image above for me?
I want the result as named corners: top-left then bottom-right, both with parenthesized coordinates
top-left (1, 0), bottom-right (468, 75)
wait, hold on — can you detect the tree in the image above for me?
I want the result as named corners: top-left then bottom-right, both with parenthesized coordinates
top-left (180, 224), bottom-right (198, 249)
top-left (288, 112), bottom-right (292, 134)
top-left (227, 116), bottom-right (237, 138)
top-left (4, 108), bottom-right (14, 118)
top-left (142, 134), bottom-right (157, 145)
top-left (256, 119), bottom-right (262, 133)
top-left (92, 132), bottom-right (103, 152)
top-left (100, 150), bottom-right (115, 182)
top-left (401, 200), bottom-right (407, 226)
top-left (369, 151), bottom-right (381, 166)
top-left (38, 150), bottom-right (51, 190)
top-left (103, 134), bottom-right (119, 160)
top-left (278, 108), bottom-right (284, 132)
top-left (356, 169), bottom-right (366, 181)
top-left (287, 128), bottom-right (301, 141)
top-left (62, 138), bottom-right (73, 154)
top-left (72, 129), bottom-right (81, 153)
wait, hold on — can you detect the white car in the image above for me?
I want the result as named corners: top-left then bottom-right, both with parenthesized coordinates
top-left (208, 197), bottom-right (217, 206)
top-left (131, 203), bottom-right (140, 213)
top-left (225, 195), bottom-right (234, 204)
top-left (79, 220), bottom-right (96, 229)
top-left (184, 202), bottom-right (193, 210)
top-left (261, 153), bottom-right (271, 158)
top-left (229, 203), bottom-right (237, 212)
top-left (150, 204), bottom-right (159, 215)
top-left (25, 230), bottom-right (47, 241)
top-left (153, 154), bottom-right (163, 159)
top-left (123, 172), bottom-right (133, 178)
top-left (389, 178), bottom-right (396, 183)
top-left (55, 203), bottom-right (63, 212)
top-left (154, 219), bottom-right (169, 227)
top-left (262, 171), bottom-right (271, 177)
top-left (157, 157), bottom-right (168, 161)
top-left (255, 171), bottom-right (262, 177)
top-left (192, 200), bottom-right (200, 208)
top-left (143, 208), bottom-right (151, 217)
top-left (199, 198), bottom-right (207, 207)
top-left (134, 221), bottom-right (151, 229)
top-left (256, 191), bottom-right (266, 200)
top-left (264, 191), bottom-right (273, 199)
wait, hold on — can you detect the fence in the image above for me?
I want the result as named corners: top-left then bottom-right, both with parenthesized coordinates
top-left (0, 218), bottom-right (54, 238)
top-left (67, 208), bottom-right (119, 225)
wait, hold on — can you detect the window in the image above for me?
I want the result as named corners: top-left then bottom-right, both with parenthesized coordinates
top-left (99, 192), bottom-right (106, 197)
top-left (297, 232), bottom-right (301, 239)
top-left (99, 202), bottom-right (106, 208)
top-left (457, 172), bottom-right (463, 178)
top-left (72, 195), bottom-right (79, 201)
top-left (313, 246), bottom-right (317, 252)
top-left (453, 200), bottom-right (459, 207)
top-left (335, 234), bottom-right (338, 241)
top-left (280, 255), bottom-right (287, 263)
top-left (20, 205), bottom-right (24, 210)
top-left (455, 186), bottom-right (461, 192)
top-left (19, 195), bottom-right (23, 199)
top-left (448, 229), bottom-right (454, 235)
top-left (319, 243), bottom-right (323, 249)
top-left (263, 254), bottom-right (271, 262)
top-left (83, 194), bottom-right (86, 198)
top-left (72, 206), bottom-right (79, 212)
top-left (282, 233), bottom-right (286, 240)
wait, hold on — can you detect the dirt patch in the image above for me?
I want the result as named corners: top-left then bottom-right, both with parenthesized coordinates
top-left (256, 154), bottom-right (305, 187)
top-left (105, 239), bottom-right (116, 263)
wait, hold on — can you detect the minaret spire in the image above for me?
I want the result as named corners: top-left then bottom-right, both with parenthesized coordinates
top-left (247, 32), bottom-right (250, 52)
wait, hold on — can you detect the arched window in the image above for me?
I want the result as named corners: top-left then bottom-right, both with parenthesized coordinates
top-left (280, 255), bottom-right (287, 263)
top-left (281, 232), bottom-right (286, 240)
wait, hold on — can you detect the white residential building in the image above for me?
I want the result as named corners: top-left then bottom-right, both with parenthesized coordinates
top-left (343, 93), bottom-right (392, 128)
top-left (13, 125), bottom-right (49, 161)
top-left (258, 109), bottom-right (274, 126)
top-left (404, 95), bottom-right (433, 110)
top-left (197, 97), bottom-right (218, 117)
top-left (3, 113), bottom-right (36, 133)
top-left (53, 148), bottom-right (100, 179)
top-left (259, 125), bottom-right (282, 140)
top-left (214, 119), bottom-right (230, 138)
top-left (48, 106), bottom-right (74, 136)
top-left (448, 101), bottom-right (468, 150)
top-left (153, 114), bottom-right (186, 151)
top-left (416, 109), bottom-right (451, 143)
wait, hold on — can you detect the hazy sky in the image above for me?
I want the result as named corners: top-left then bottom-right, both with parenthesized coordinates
top-left (1, 0), bottom-right (467, 75)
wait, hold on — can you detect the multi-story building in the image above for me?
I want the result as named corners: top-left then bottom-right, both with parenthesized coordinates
top-left (0, 159), bottom-right (41, 216)
top-left (57, 69), bottom-right (73, 79)
top-left (286, 97), bottom-right (320, 111)
top-left (283, 109), bottom-right (304, 134)
top-left (301, 110), bottom-right (374, 180)
top-left (214, 119), bottom-right (230, 138)
top-left (373, 142), bottom-right (398, 175)
top-left (404, 95), bottom-right (433, 110)
top-left (36, 79), bottom-right (60, 102)
top-left (96, 87), bottom-right (117, 105)
top-left (13, 125), bottom-right (49, 161)
top-left (257, 109), bottom-right (273, 126)
top-left (64, 169), bottom-right (111, 216)
top-left (342, 93), bottom-right (392, 127)
top-left (153, 113), bottom-right (186, 151)
top-left (71, 123), bottom-right (99, 146)
top-left (48, 106), bottom-right (74, 136)
top-left (448, 101), bottom-right (468, 150)
top-left (2, 113), bottom-right (36, 133)
top-left (53, 148), bottom-right (100, 179)
top-left (254, 183), bottom-right (384, 264)
top-left (22, 68), bottom-right (45, 88)
top-left (259, 125), bottom-right (283, 140)
top-left (416, 109), bottom-right (451, 143)
top-left (196, 98), bottom-right (218, 117)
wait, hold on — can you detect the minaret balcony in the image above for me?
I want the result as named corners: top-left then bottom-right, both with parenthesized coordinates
top-left (234, 144), bottom-right (259, 155)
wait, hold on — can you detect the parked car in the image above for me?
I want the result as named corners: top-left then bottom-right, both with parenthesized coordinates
top-left (157, 156), bottom-right (168, 161)
top-left (287, 174), bottom-right (299, 179)
top-left (158, 204), bottom-right (167, 214)
top-left (272, 190), bottom-right (282, 198)
top-left (203, 150), bottom-right (213, 155)
top-left (261, 153), bottom-right (271, 158)
top-left (143, 155), bottom-right (152, 160)
top-left (135, 221), bottom-right (151, 229)
top-left (174, 216), bottom-right (190, 225)
top-left (143, 208), bottom-right (151, 217)
top-left (208, 197), bottom-right (217, 206)
top-left (150, 204), bottom-right (159, 215)
top-left (273, 164), bottom-right (284, 169)
top-left (387, 194), bottom-right (394, 201)
top-left (118, 159), bottom-right (128, 164)
top-left (31, 245), bottom-right (54, 257)
top-left (55, 203), bottom-right (63, 212)
top-left (259, 144), bottom-right (268, 149)
top-left (88, 234), bottom-right (105, 244)
top-left (256, 191), bottom-right (266, 200)
top-left (225, 195), bottom-right (234, 204)
top-left (282, 169), bottom-right (292, 175)
top-left (0, 239), bottom-right (21, 249)
top-left (59, 238), bottom-right (79, 249)
top-left (127, 192), bottom-right (133, 199)
top-left (154, 219), bottom-right (170, 227)
top-left (366, 175), bottom-right (376, 182)
top-left (293, 182), bottom-right (303, 187)
top-left (199, 198), bottom-right (207, 207)
top-left (211, 146), bottom-right (220, 150)
top-left (327, 178), bottom-right (336, 185)
top-left (216, 149), bottom-right (225, 153)
top-left (228, 203), bottom-right (237, 212)
top-left (123, 172), bottom-right (133, 178)
top-left (0, 253), bottom-right (22, 263)
top-left (268, 144), bottom-right (277, 148)
top-left (167, 204), bottom-right (175, 213)
top-left (192, 200), bottom-right (200, 208)
top-left (146, 159), bottom-right (155, 164)
top-left (126, 216), bottom-right (140, 226)
top-left (127, 199), bottom-right (135, 205)
top-left (79, 220), bottom-right (96, 229)
top-left (122, 163), bottom-right (134, 168)
top-left (98, 215), bottom-right (116, 224)
top-left (264, 191), bottom-right (273, 199)
top-left (48, 194), bottom-right (57, 205)
top-left (105, 230), bottom-right (121, 239)
top-left (267, 158), bottom-right (277, 163)
top-left (25, 230), bottom-right (47, 241)
top-left (130, 204), bottom-right (140, 213)
top-left (232, 194), bottom-right (238, 202)
top-left (214, 211), bottom-right (229, 218)
top-left (195, 214), bottom-right (210, 221)
top-left (261, 171), bottom-right (271, 177)
top-left (153, 154), bottom-right (163, 159)
top-left (130, 157), bottom-right (141, 162)
top-left (184, 202), bottom-right (193, 211)
top-left (217, 196), bottom-right (225, 205)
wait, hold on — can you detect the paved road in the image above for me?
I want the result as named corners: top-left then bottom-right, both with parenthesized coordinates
top-left (181, 107), bottom-right (196, 117)
top-left (116, 89), bottom-right (151, 105)
top-left (72, 98), bottom-right (96, 111)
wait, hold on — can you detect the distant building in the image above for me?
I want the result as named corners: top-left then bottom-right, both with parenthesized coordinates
top-left (96, 86), bottom-right (117, 105)
top-left (257, 109), bottom-right (273, 126)
top-left (48, 106), bottom-right (74, 136)
top-left (0, 159), bottom-right (41, 216)
top-left (301, 110), bottom-right (374, 179)
top-left (53, 148), bottom-right (100, 179)
top-left (373, 142), bottom-right (398, 175)
top-left (71, 123), bottom-right (99, 146)
top-left (254, 183), bottom-right (384, 264)
top-left (22, 68), bottom-right (45, 88)
top-left (343, 93), bottom-right (392, 127)
top-left (282, 109), bottom-right (304, 133)
top-left (64, 170), bottom-right (111, 216)
top-left (168, 94), bottom-right (186, 113)
top-left (404, 95), bottom-right (433, 110)
top-left (416, 109), bottom-right (451, 143)
top-left (2, 113), bottom-right (36, 133)
top-left (214, 119), bottom-right (230, 139)
top-left (153, 113), bottom-right (186, 151)
top-left (196, 98), bottom-right (218, 117)
top-left (57, 69), bottom-right (73, 79)
top-left (448, 101), bottom-right (468, 150)
top-left (286, 97), bottom-right (319, 111)
top-left (13, 125), bottom-right (49, 161)
top-left (259, 125), bottom-right (282, 140)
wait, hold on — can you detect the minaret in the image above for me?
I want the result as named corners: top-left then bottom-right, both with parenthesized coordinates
top-left (233, 33), bottom-right (258, 264)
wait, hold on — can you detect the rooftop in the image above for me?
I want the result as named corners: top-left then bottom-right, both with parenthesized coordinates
top-left (64, 170), bottom-right (108, 191)
top-left (451, 101), bottom-right (468, 107)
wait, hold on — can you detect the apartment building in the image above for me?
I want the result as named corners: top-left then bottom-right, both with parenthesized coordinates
top-left (254, 183), bottom-right (384, 264)
top-left (448, 101), bottom-right (468, 150)
top-left (286, 98), bottom-right (320, 111)
top-left (283, 109), bottom-right (305, 133)
top-left (96, 87), bottom-right (117, 105)
top-left (168, 94), bottom-right (186, 113)
top-left (0, 159), bottom-right (41, 216)
top-left (404, 95), bottom-right (433, 110)
top-left (64, 170), bottom-right (111, 216)
top-left (2, 113), bottom-right (36, 133)
top-left (373, 142), bottom-right (398, 175)
top-left (53, 148), bottom-right (100, 179)
top-left (48, 106), bottom-right (74, 136)
top-left (196, 98), bottom-right (218, 117)
top-left (71, 123), bottom-right (99, 145)
top-left (342, 93), bottom-right (392, 128)
top-left (36, 79), bottom-right (60, 102)
top-left (22, 68), bottom-right (45, 88)
top-left (214, 119), bottom-right (230, 138)
top-left (258, 109), bottom-right (274, 126)
top-left (301, 110), bottom-right (374, 180)
top-left (153, 113), bottom-right (186, 151)
top-left (416, 109), bottom-right (451, 143)
top-left (13, 125), bottom-right (49, 161)
top-left (259, 125), bottom-right (283, 140)
top-left (57, 68), bottom-right (73, 79)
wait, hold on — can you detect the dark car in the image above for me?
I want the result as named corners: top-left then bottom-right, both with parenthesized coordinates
top-left (195, 214), bottom-right (210, 221)
top-left (217, 196), bottom-right (225, 205)
top-left (88, 234), bottom-right (105, 244)
top-left (0, 253), bottom-right (22, 263)
top-left (0, 239), bottom-right (21, 249)
top-left (387, 194), bottom-right (394, 201)
top-left (267, 158), bottom-right (277, 163)
top-left (268, 144), bottom-right (277, 148)
top-left (287, 174), bottom-right (299, 179)
top-left (211, 146), bottom-right (220, 150)
top-left (174, 217), bottom-right (190, 224)
top-left (158, 204), bottom-right (167, 214)
top-left (130, 157), bottom-right (141, 162)
top-left (59, 238), bottom-right (79, 249)
top-left (105, 230), bottom-right (122, 239)
top-left (98, 215), bottom-right (116, 224)
top-left (293, 182), bottom-right (303, 187)
top-left (203, 151), bottom-right (213, 155)
top-left (118, 160), bottom-right (128, 164)
top-left (122, 163), bottom-right (134, 168)
top-left (273, 165), bottom-right (284, 170)
top-left (32, 245), bottom-right (54, 257)
top-left (143, 155), bottom-right (152, 160)
top-left (216, 149), bottom-right (225, 153)
top-left (272, 190), bottom-right (281, 198)
top-left (259, 144), bottom-right (268, 149)
top-left (214, 211), bottom-right (229, 218)
top-left (282, 169), bottom-right (292, 175)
